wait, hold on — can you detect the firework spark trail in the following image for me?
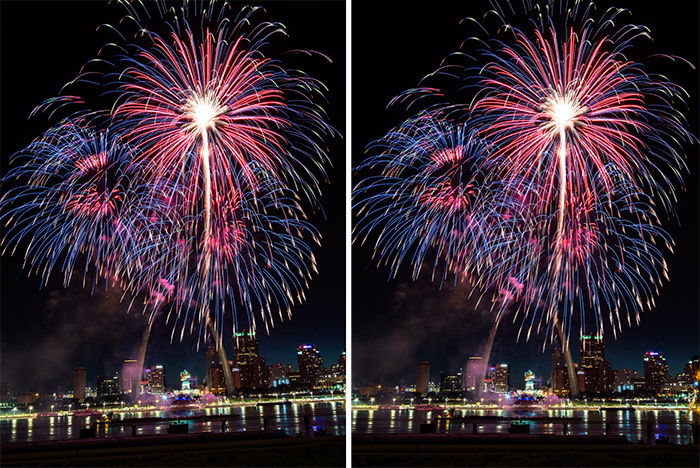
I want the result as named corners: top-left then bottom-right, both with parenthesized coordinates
top-left (469, 0), bottom-right (693, 339)
top-left (107, 1), bottom-right (333, 338)
top-left (353, 112), bottom-right (533, 307)
top-left (0, 121), bottom-right (176, 295)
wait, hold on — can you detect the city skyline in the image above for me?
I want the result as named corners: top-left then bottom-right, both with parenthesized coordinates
top-left (360, 339), bottom-right (698, 392)
top-left (0, 0), bottom-right (346, 396)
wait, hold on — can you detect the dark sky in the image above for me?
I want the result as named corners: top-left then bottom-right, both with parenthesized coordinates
top-left (0, 0), bottom-right (345, 393)
top-left (352, 0), bottom-right (699, 388)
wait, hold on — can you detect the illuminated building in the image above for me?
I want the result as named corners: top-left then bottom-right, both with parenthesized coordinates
top-left (287, 370), bottom-right (302, 386)
top-left (358, 384), bottom-right (380, 396)
top-left (579, 335), bottom-right (614, 393)
top-left (491, 364), bottom-right (510, 393)
top-left (297, 344), bottom-right (324, 388)
top-left (643, 351), bottom-right (669, 394)
top-left (338, 351), bottom-right (346, 374)
top-left (206, 363), bottom-right (226, 395)
top-left (416, 361), bottom-right (430, 394)
top-left (576, 370), bottom-right (586, 393)
top-left (17, 393), bottom-right (38, 405)
top-left (97, 376), bottom-right (119, 399)
top-left (73, 367), bottom-right (86, 401)
top-left (439, 371), bottom-right (462, 393)
top-left (524, 370), bottom-right (535, 392)
top-left (269, 363), bottom-right (290, 388)
top-left (234, 331), bottom-right (269, 390)
top-left (120, 359), bottom-right (141, 394)
top-left (551, 347), bottom-right (569, 397)
top-left (683, 356), bottom-right (699, 385)
top-left (147, 365), bottom-right (165, 394)
top-left (613, 368), bottom-right (634, 392)
top-left (205, 345), bottom-right (225, 395)
top-left (0, 382), bottom-right (10, 403)
top-left (205, 346), bottom-right (218, 367)
top-left (231, 366), bottom-right (242, 389)
top-left (463, 356), bottom-right (485, 392)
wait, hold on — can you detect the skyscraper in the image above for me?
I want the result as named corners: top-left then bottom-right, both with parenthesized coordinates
top-left (643, 351), bottom-right (669, 394)
top-left (338, 351), bottom-right (346, 374)
top-left (73, 367), bottom-right (86, 400)
top-left (551, 347), bottom-right (570, 396)
top-left (297, 344), bottom-right (324, 388)
top-left (439, 371), bottom-right (462, 393)
top-left (416, 361), bottom-right (430, 394)
top-left (148, 365), bottom-right (165, 394)
top-left (491, 363), bottom-right (510, 393)
top-left (579, 335), bottom-right (613, 393)
top-left (234, 331), bottom-right (269, 390)
top-left (683, 356), bottom-right (699, 385)
top-left (269, 363), bottom-right (290, 388)
top-left (96, 376), bottom-right (120, 399)
top-left (205, 346), bottom-right (218, 368)
top-left (0, 382), bottom-right (10, 403)
top-left (613, 368), bottom-right (633, 392)
top-left (206, 363), bottom-right (226, 395)
top-left (463, 356), bottom-right (485, 392)
top-left (120, 359), bottom-right (141, 395)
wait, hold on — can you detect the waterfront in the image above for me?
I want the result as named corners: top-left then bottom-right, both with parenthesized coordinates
top-left (1, 401), bottom-right (344, 443)
top-left (352, 407), bottom-right (695, 444)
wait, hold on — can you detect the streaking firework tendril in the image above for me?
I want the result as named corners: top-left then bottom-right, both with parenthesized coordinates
top-left (110, 2), bottom-right (332, 336)
top-left (0, 121), bottom-right (174, 293)
top-left (353, 113), bottom-right (533, 301)
top-left (469, 0), bottom-right (694, 339)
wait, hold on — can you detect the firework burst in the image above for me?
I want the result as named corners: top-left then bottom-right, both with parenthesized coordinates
top-left (1, 121), bottom-right (173, 292)
top-left (354, 112), bottom-right (533, 300)
top-left (104, 1), bottom-right (333, 336)
top-left (467, 0), bottom-right (694, 338)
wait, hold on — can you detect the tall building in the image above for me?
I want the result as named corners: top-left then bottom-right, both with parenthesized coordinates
top-left (147, 365), bottom-right (165, 394)
top-left (96, 376), bottom-right (120, 399)
top-left (120, 359), bottom-right (141, 394)
top-left (0, 382), bottom-right (10, 403)
top-left (491, 363), bottom-right (510, 393)
top-left (269, 363), bottom-right (290, 388)
top-left (416, 361), bottom-right (430, 394)
top-left (439, 371), bottom-right (462, 393)
top-left (234, 331), bottom-right (269, 390)
top-left (551, 347), bottom-right (570, 396)
top-left (338, 351), bottom-right (346, 374)
top-left (206, 363), bottom-right (226, 395)
top-left (297, 344), bottom-right (324, 388)
top-left (683, 356), bottom-right (699, 385)
top-left (643, 351), bottom-right (669, 394)
top-left (613, 368), bottom-right (634, 392)
top-left (579, 335), bottom-right (613, 393)
top-left (73, 367), bottom-right (86, 400)
top-left (205, 346), bottom-right (218, 368)
top-left (463, 356), bottom-right (485, 392)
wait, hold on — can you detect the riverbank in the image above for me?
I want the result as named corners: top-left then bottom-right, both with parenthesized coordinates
top-left (2, 431), bottom-right (344, 467)
top-left (352, 434), bottom-right (699, 467)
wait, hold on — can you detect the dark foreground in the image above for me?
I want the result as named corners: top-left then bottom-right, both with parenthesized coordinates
top-left (2, 430), bottom-right (344, 467)
top-left (352, 434), bottom-right (700, 467)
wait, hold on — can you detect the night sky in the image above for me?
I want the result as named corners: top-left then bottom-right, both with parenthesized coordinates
top-left (352, 1), bottom-right (699, 388)
top-left (0, 0), bottom-right (345, 393)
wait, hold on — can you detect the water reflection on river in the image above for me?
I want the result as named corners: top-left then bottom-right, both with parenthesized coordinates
top-left (1, 402), bottom-right (344, 443)
top-left (352, 408), bottom-right (694, 444)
